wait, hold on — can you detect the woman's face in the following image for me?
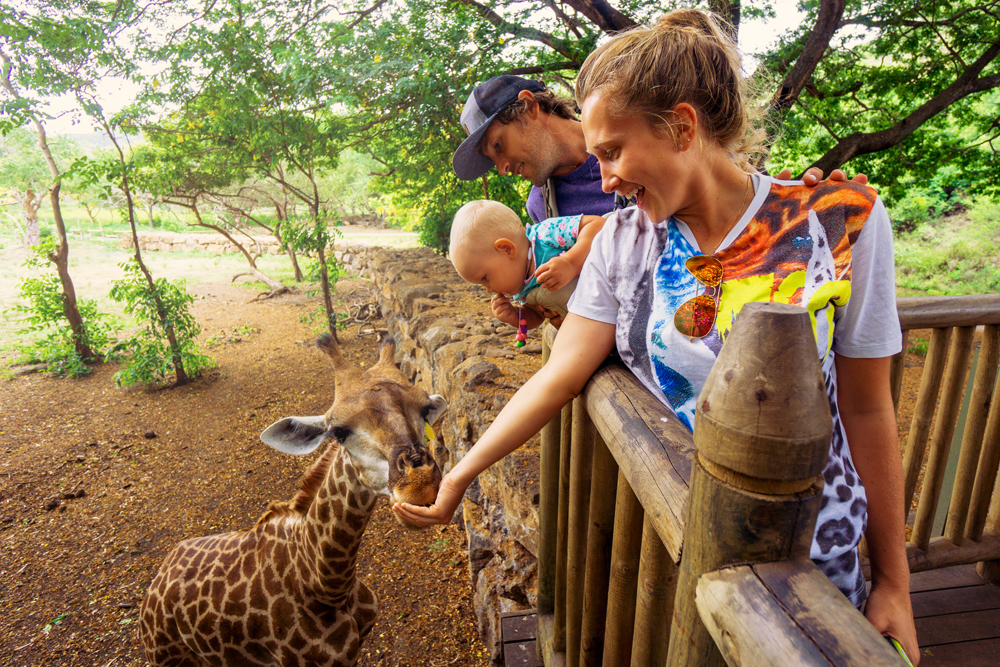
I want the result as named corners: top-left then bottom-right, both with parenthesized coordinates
top-left (580, 92), bottom-right (690, 224)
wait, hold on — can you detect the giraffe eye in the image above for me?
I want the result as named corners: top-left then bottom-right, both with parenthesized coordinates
top-left (331, 427), bottom-right (351, 443)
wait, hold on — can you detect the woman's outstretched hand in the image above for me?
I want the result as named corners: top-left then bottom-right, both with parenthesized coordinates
top-left (393, 472), bottom-right (467, 528)
top-left (865, 582), bottom-right (920, 665)
top-left (775, 167), bottom-right (869, 186)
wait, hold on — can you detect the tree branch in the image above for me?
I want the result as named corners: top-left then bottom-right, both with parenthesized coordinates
top-left (558, 0), bottom-right (635, 33)
top-left (454, 0), bottom-right (576, 58)
top-left (807, 41), bottom-right (1000, 174)
top-left (769, 0), bottom-right (846, 118)
top-left (502, 60), bottom-right (580, 75)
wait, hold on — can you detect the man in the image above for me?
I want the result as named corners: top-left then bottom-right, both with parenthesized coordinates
top-left (451, 75), bottom-right (864, 221)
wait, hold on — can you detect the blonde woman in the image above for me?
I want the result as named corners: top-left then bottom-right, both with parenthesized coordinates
top-left (397, 10), bottom-right (917, 662)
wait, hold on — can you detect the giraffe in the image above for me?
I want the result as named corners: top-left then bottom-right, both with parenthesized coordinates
top-left (139, 333), bottom-right (447, 667)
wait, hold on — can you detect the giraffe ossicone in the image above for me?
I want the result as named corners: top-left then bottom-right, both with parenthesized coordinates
top-left (140, 333), bottom-right (447, 666)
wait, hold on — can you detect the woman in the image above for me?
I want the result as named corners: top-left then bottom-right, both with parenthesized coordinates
top-left (395, 9), bottom-right (918, 662)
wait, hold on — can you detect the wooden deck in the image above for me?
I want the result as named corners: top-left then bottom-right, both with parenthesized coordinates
top-left (913, 565), bottom-right (1000, 666)
top-left (500, 565), bottom-right (1000, 666)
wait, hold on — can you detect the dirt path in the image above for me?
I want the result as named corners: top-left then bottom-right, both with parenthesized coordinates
top-left (0, 280), bottom-right (488, 667)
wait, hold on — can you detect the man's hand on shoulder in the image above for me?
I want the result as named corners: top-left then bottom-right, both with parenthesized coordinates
top-left (774, 167), bottom-right (869, 187)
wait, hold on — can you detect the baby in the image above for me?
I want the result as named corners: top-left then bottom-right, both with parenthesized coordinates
top-left (449, 200), bottom-right (606, 330)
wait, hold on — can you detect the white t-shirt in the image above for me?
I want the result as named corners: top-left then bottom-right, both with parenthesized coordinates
top-left (568, 175), bottom-right (901, 607)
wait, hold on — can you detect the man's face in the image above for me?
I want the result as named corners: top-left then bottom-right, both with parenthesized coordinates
top-left (479, 115), bottom-right (561, 187)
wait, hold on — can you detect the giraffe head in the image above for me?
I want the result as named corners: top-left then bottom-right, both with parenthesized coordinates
top-left (260, 333), bottom-right (446, 516)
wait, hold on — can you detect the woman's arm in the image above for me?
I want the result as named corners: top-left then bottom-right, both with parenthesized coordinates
top-left (393, 314), bottom-right (617, 526)
top-left (535, 215), bottom-right (607, 290)
top-left (835, 354), bottom-right (919, 665)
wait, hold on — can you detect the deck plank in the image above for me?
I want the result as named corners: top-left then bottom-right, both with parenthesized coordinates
top-left (912, 584), bottom-right (1000, 618)
top-left (920, 637), bottom-right (1000, 667)
top-left (909, 564), bottom-right (985, 593)
top-left (915, 608), bottom-right (1000, 646)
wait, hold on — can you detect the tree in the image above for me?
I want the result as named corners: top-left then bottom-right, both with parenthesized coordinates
top-left (130, 0), bottom-right (354, 338)
top-left (0, 127), bottom-right (80, 245)
top-left (0, 11), bottom-right (107, 362)
top-left (328, 0), bottom-right (1000, 216)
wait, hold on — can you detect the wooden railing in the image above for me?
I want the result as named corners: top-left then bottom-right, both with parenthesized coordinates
top-left (532, 294), bottom-right (1000, 666)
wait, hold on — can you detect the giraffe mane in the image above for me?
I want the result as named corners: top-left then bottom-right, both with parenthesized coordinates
top-left (254, 443), bottom-right (341, 527)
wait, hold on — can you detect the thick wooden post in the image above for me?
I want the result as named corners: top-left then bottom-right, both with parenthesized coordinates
top-left (665, 303), bottom-right (833, 667)
top-left (538, 328), bottom-right (561, 616)
top-left (630, 516), bottom-right (676, 667)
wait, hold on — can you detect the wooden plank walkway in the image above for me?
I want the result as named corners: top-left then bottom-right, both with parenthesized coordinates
top-left (500, 565), bottom-right (1000, 666)
top-left (914, 565), bottom-right (1000, 666)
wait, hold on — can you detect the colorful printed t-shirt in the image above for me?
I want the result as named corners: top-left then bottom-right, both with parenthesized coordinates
top-left (568, 175), bottom-right (901, 607)
top-left (510, 214), bottom-right (581, 305)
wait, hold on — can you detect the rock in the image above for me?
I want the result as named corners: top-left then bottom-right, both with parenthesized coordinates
top-left (43, 499), bottom-right (60, 511)
top-left (144, 430), bottom-right (157, 439)
top-left (75, 489), bottom-right (86, 499)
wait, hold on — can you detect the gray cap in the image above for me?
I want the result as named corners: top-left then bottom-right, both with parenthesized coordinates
top-left (452, 75), bottom-right (546, 180)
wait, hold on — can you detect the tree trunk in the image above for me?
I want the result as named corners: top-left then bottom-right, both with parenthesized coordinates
top-left (18, 188), bottom-right (43, 246)
top-left (47, 182), bottom-right (98, 361)
top-left (101, 126), bottom-right (189, 386)
top-left (316, 245), bottom-right (339, 343)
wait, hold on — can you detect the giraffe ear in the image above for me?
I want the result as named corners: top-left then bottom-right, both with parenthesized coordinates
top-left (260, 415), bottom-right (328, 455)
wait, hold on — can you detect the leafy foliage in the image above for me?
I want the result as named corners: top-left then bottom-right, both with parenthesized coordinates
top-left (108, 258), bottom-right (213, 387)
top-left (5, 239), bottom-right (117, 377)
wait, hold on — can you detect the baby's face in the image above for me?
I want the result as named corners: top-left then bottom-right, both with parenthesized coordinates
top-left (454, 242), bottom-right (528, 298)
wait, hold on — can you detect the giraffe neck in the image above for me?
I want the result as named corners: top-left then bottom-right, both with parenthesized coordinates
top-left (293, 445), bottom-right (379, 606)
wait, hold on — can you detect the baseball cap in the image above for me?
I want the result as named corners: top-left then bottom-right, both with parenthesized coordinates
top-left (452, 75), bottom-right (546, 180)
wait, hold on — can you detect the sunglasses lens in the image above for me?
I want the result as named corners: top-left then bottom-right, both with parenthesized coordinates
top-left (685, 256), bottom-right (724, 287)
top-left (673, 294), bottom-right (718, 338)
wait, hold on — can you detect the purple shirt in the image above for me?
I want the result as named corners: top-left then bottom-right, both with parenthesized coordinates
top-left (526, 154), bottom-right (616, 223)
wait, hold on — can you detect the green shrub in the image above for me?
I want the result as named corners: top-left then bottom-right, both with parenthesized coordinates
top-left (4, 239), bottom-right (117, 377)
top-left (108, 258), bottom-right (214, 386)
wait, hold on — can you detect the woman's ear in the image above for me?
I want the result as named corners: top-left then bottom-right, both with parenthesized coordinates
top-left (494, 238), bottom-right (518, 258)
top-left (673, 103), bottom-right (699, 151)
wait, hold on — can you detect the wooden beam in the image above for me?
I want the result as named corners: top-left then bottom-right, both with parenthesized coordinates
top-left (902, 327), bottom-right (952, 513)
top-left (947, 327), bottom-right (1000, 544)
top-left (566, 396), bottom-right (594, 667)
top-left (537, 330), bottom-right (562, 616)
top-left (553, 401), bottom-right (573, 652)
top-left (967, 325), bottom-right (1000, 543)
top-left (697, 562), bottom-right (902, 665)
top-left (602, 472), bottom-right (643, 666)
top-left (913, 326), bottom-right (977, 549)
top-left (897, 294), bottom-right (1000, 330)
top-left (579, 434), bottom-right (618, 666)
top-left (896, 533), bottom-right (1000, 574)
top-left (583, 365), bottom-right (694, 562)
top-left (630, 516), bottom-right (675, 667)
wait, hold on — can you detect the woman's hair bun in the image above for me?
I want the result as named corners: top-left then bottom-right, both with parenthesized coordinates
top-left (656, 8), bottom-right (720, 36)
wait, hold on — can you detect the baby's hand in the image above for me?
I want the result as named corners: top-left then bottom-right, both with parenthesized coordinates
top-left (490, 294), bottom-right (520, 327)
top-left (535, 256), bottom-right (576, 291)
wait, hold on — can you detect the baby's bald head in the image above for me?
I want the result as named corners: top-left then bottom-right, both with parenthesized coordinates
top-left (449, 200), bottom-right (526, 266)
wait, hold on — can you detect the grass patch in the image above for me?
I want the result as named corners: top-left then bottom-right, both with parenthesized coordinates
top-left (894, 197), bottom-right (1000, 296)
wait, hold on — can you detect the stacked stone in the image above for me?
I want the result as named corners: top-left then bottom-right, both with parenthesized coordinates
top-left (120, 231), bottom-right (285, 255)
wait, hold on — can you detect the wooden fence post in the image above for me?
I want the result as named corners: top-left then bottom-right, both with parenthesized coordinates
top-left (538, 327), bottom-right (561, 617)
top-left (665, 303), bottom-right (833, 667)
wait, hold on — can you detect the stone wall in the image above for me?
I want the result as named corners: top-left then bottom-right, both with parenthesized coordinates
top-left (334, 241), bottom-right (543, 663)
top-left (120, 231), bottom-right (286, 255)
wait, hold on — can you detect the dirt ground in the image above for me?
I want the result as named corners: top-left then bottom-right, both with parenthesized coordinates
top-left (0, 279), bottom-right (489, 667)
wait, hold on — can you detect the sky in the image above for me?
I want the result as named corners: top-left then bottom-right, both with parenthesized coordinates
top-left (41, 0), bottom-right (807, 136)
